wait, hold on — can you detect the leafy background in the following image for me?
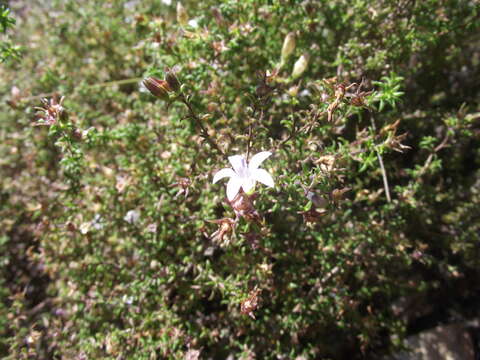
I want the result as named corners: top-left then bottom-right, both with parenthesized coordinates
top-left (1, 0), bottom-right (479, 359)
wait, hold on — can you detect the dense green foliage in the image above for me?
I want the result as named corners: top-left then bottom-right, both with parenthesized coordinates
top-left (1, 0), bottom-right (479, 358)
top-left (0, 5), bottom-right (19, 62)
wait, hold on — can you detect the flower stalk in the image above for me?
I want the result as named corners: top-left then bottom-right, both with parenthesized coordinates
top-left (179, 94), bottom-right (225, 158)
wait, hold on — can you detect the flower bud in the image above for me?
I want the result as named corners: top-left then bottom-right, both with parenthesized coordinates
top-left (72, 128), bottom-right (83, 141)
top-left (331, 187), bottom-right (351, 203)
top-left (142, 77), bottom-right (171, 100)
top-left (229, 193), bottom-right (261, 223)
top-left (281, 32), bottom-right (296, 62)
top-left (58, 108), bottom-right (69, 123)
top-left (306, 191), bottom-right (328, 208)
top-left (292, 53), bottom-right (309, 79)
top-left (176, 2), bottom-right (188, 27)
top-left (241, 289), bottom-right (260, 319)
top-left (33, 96), bottom-right (66, 126)
top-left (165, 70), bottom-right (181, 92)
top-left (208, 218), bottom-right (236, 244)
top-left (287, 85), bottom-right (299, 97)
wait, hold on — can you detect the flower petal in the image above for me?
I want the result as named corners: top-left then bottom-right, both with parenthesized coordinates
top-left (251, 169), bottom-right (274, 187)
top-left (241, 177), bottom-right (256, 194)
top-left (248, 151), bottom-right (272, 170)
top-left (213, 168), bottom-right (236, 184)
top-left (226, 176), bottom-right (243, 201)
top-left (228, 155), bottom-right (247, 174)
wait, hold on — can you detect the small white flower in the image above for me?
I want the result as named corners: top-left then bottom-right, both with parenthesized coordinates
top-left (213, 151), bottom-right (274, 201)
top-left (91, 214), bottom-right (105, 230)
top-left (79, 222), bottom-right (91, 235)
top-left (188, 19), bottom-right (198, 28)
top-left (124, 210), bottom-right (140, 224)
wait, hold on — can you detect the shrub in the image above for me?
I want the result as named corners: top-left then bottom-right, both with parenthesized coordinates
top-left (1, 0), bottom-right (479, 358)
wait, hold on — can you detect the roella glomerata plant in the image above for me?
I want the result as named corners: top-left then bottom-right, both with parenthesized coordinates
top-left (1, 0), bottom-right (479, 359)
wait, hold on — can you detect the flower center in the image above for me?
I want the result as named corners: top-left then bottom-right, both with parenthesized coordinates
top-left (237, 158), bottom-right (250, 178)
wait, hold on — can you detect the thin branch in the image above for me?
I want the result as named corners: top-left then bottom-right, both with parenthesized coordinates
top-left (274, 109), bottom-right (324, 152)
top-left (370, 115), bottom-right (391, 203)
top-left (246, 100), bottom-right (264, 161)
top-left (180, 95), bottom-right (226, 159)
top-left (246, 112), bottom-right (254, 161)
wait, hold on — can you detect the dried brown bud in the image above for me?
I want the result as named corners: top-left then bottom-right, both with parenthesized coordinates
top-left (298, 207), bottom-right (328, 223)
top-left (33, 96), bottom-right (66, 126)
top-left (66, 222), bottom-right (77, 232)
top-left (241, 289), bottom-right (261, 319)
top-left (334, 83), bottom-right (346, 98)
top-left (315, 155), bottom-right (336, 173)
top-left (345, 79), bottom-right (373, 109)
top-left (306, 191), bottom-right (328, 208)
top-left (326, 84), bottom-right (347, 122)
top-left (72, 128), bottom-right (83, 141)
top-left (143, 77), bottom-right (171, 100)
top-left (228, 192), bottom-right (261, 223)
top-left (350, 96), bottom-right (365, 107)
top-left (380, 119), bottom-right (401, 136)
top-left (170, 177), bottom-right (192, 199)
top-left (208, 218), bottom-right (236, 245)
top-left (331, 187), bottom-right (351, 203)
top-left (165, 69), bottom-right (181, 92)
top-left (385, 132), bottom-right (411, 153)
top-left (380, 120), bottom-right (411, 153)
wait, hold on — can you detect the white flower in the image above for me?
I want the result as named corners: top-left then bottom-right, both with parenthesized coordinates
top-left (188, 19), bottom-right (198, 28)
top-left (213, 151), bottom-right (274, 201)
top-left (124, 209), bottom-right (140, 224)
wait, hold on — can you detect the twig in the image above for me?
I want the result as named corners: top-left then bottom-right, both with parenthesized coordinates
top-left (26, 299), bottom-right (52, 318)
top-left (246, 100), bottom-right (263, 161)
top-left (370, 115), bottom-right (391, 203)
top-left (246, 112), bottom-right (255, 161)
top-left (180, 95), bottom-right (226, 159)
top-left (273, 109), bottom-right (324, 152)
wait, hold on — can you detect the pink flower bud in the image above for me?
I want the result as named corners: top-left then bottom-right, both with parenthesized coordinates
top-left (142, 77), bottom-right (171, 100)
top-left (165, 69), bottom-right (181, 92)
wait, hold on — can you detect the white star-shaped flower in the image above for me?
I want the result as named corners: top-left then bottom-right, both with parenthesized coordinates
top-left (213, 151), bottom-right (274, 201)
